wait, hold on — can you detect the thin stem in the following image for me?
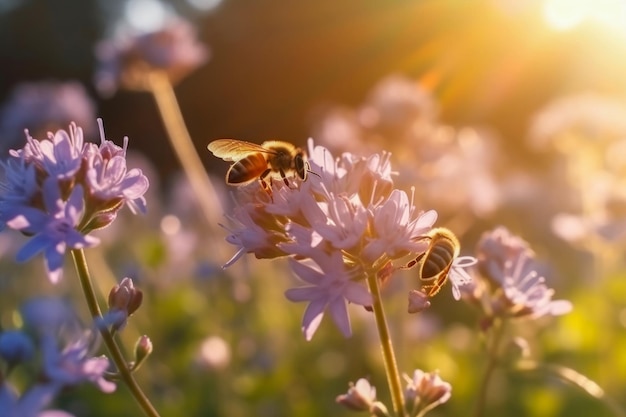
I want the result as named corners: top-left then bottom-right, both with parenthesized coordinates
top-left (147, 70), bottom-right (223, 233)
top-left (71, 249), bottom-right (161, 417)
top-left (473, 318), bottom-right (506, 417)
top-left (366, 271), bottom-right (406, 417)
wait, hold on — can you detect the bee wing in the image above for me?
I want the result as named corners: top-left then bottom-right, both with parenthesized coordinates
top-left (208, 139), bottom-right (273, 162)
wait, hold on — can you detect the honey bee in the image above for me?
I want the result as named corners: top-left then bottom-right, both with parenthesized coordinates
top-left (207, 139), bottom-right (310, 191)
top-left (402, 227), bottom-right (460, 297)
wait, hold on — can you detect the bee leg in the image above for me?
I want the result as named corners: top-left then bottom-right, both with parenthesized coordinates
top-left (259, 168), bottom-right (273, 196)
top-left (400, 253), bottom-right (425, 270)
top-left (279, 168), bottom-right (291, 187)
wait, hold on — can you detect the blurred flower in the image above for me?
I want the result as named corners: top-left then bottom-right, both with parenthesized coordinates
top-left (312, 75), bottom-right (503, 220)
top-left (0, 382), bottom-right (76, 417)
top-left (219, 140), bottom-right (446, 340)
top-left (0, 120), bottom-right (149, 282)
top-left (336, 378), bottom-right (388, 416)
top-left (0, 81), bottom-right (96, 157)
top-left (0, 330), bottom-right (35, 365)
top-left (528, 92), bottom-right (626, 152)
top-left (41, 332), bottom-right (115, 394)
top-left (464, 226), bottom-right (572, 321)
top-left (95, 18), bottom-right (209, 95)
top-left (403, 369), bottom-right (452, 415)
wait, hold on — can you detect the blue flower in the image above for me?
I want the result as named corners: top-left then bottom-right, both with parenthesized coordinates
top-left (5, 178), bottom-right (99, 283)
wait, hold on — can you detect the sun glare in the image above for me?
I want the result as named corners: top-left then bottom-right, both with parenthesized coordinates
top-left (543, 0), bottom-right (626, 35)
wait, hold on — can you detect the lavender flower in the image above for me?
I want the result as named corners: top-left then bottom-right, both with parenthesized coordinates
top-left (6, 179), bottom-right (99, 283)
top-left (219, 140), bottom-right (464, 340)
top-left (0, 120), bottom-right (149, 282)
top-left (95, 18), bottom-right (209, 95)
top-left (464, 226), bottom-right (573, 321)
top-left (403, 369), bottom-right (452, 415)
top-left (0, 382), bottom-right (76, 417)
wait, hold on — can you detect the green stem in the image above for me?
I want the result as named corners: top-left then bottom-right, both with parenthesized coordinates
top-left (473, 318), bottom-right (506, 417)
top-left (71, 249), bottom-right (161, 417)
top-left (147, 70), bottom-right (223, 232)
top-left (366, 271), bottom-right (406, 417)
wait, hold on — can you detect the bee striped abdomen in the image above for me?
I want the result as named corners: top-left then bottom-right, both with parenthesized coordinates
top-left (421, 242), bottom-right (455, 280)
top-left (226, 153), bottom-right (268, 184)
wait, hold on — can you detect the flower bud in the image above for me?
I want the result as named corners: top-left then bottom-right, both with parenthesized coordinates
top-left (0, 330), bottom-right (35, 365)
top-left (134, 335), bottom-right (153, 369)
top-left (108, 277), bottom-right (143, 316)
top-left (336, 378), bottom-right (377, 411)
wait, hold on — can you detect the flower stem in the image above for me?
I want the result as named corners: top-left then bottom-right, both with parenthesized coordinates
top-left (473, 318), bottom-right (506, 417)
top-left (147, 70), bottom-right (223, 232)
top-left (366, 271), bottom-right (406, 417)
top-left (71, 249), bottom-right (161, 417)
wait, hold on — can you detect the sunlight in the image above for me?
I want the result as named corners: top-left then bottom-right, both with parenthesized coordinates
top-left (543, 0), bottom-right (626, 34)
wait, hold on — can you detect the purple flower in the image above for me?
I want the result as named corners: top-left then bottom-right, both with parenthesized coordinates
top-left (95, 18), bottom-right (209, 95)
top-left (41, 333), bottom-right (116, 394)
top-left (0, 382), bottom-right (75, 417)
top-left (284, 251), bottom-right (372, 341)
top-left (467, 226), bottom-right (572, 320)
top-left (5, 178), bottom-right (99, 283)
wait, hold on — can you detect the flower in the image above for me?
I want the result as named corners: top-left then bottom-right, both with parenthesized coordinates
top-left (403, 369), bottom-right (452, 414)
top-left (106, 277), bottom-right (144, 331)
top-left (95, 18), bottom-right (209, 95)
top-left (6, 179), bottom-right (99, 283)
top-left (218, 140), bottom-right (447, 339)
top-left (285, 251), bottom-right (372, 341)
top-left (466, 226), bottom-right (572, 320)
top-left (0, 382), bottom-right (77, 417)
top-left (336, 378), bottom-right (388, 416)
top-left (41, 332), bottom-right (116, 394)
top-left (0, 330), bottom-right (36, 365)
top-left (0, 120), bottom-right (149, 282)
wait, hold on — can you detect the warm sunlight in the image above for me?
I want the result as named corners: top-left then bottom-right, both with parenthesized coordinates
top-left (543, 0), bottom-right (626, 34)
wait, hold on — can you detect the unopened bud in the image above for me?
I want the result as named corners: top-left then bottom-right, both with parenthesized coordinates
top-left (134, 335), bottom-right (153, 369)
top-left (336, 378), bottom-right (376, 411)
top-left (108, 277), bottom-right (143, 316)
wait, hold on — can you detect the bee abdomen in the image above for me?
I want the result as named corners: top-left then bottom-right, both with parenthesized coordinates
top-left (420, 240), bottom-right (455, 280)
top-left (227, 153), bottom-right (268, 184)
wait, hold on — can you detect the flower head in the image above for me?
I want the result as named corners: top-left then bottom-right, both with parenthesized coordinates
top-left (0, 120), bottom-right (149, 282)
top-left (336, 378), bottom-right (388, 416)
top-left (218, 140), bottom-right (450, 339)
top-left (465, 226), bottom-right (573, 321)
top-left (403, 369), bottom-right (452, 414)
top-left (95, 18), bottom-right (209, 94)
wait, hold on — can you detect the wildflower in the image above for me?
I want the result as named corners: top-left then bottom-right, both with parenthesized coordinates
top-left (95, 18), bottom-right (209, 95)
top-left (285, 251), bottom-right (372, 341)
top-left (7, 179), bottom-right (99, 284)
top-left (466, 226), bottom-right (572, 320)
top-left (0, 382), bottom-right (76, 417)
top-left (336, 378), bottom-right (389, 417)
top-left (0, 120), bottom-right (149, 282)
top-left (41, 330), bottom-right (115, 394)
top-left (403, 369), bottom-right (452, 415)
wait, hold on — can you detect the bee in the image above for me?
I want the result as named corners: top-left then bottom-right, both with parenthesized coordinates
top-left (402, 227), bottom-right (460, 297)
top-left (207, 139), bottom-right (310, 191)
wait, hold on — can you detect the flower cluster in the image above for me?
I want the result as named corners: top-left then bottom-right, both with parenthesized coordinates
top-left (0, 120), bottom-right (149, 283)
top-left (95, 18), bottom-right (209, 95)
top-left (462, 226), bottom-right (572, 325)
top-left (0, 298), bottom-right (116, 417)
top-left (220, 140), bottom-right (473, 340)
